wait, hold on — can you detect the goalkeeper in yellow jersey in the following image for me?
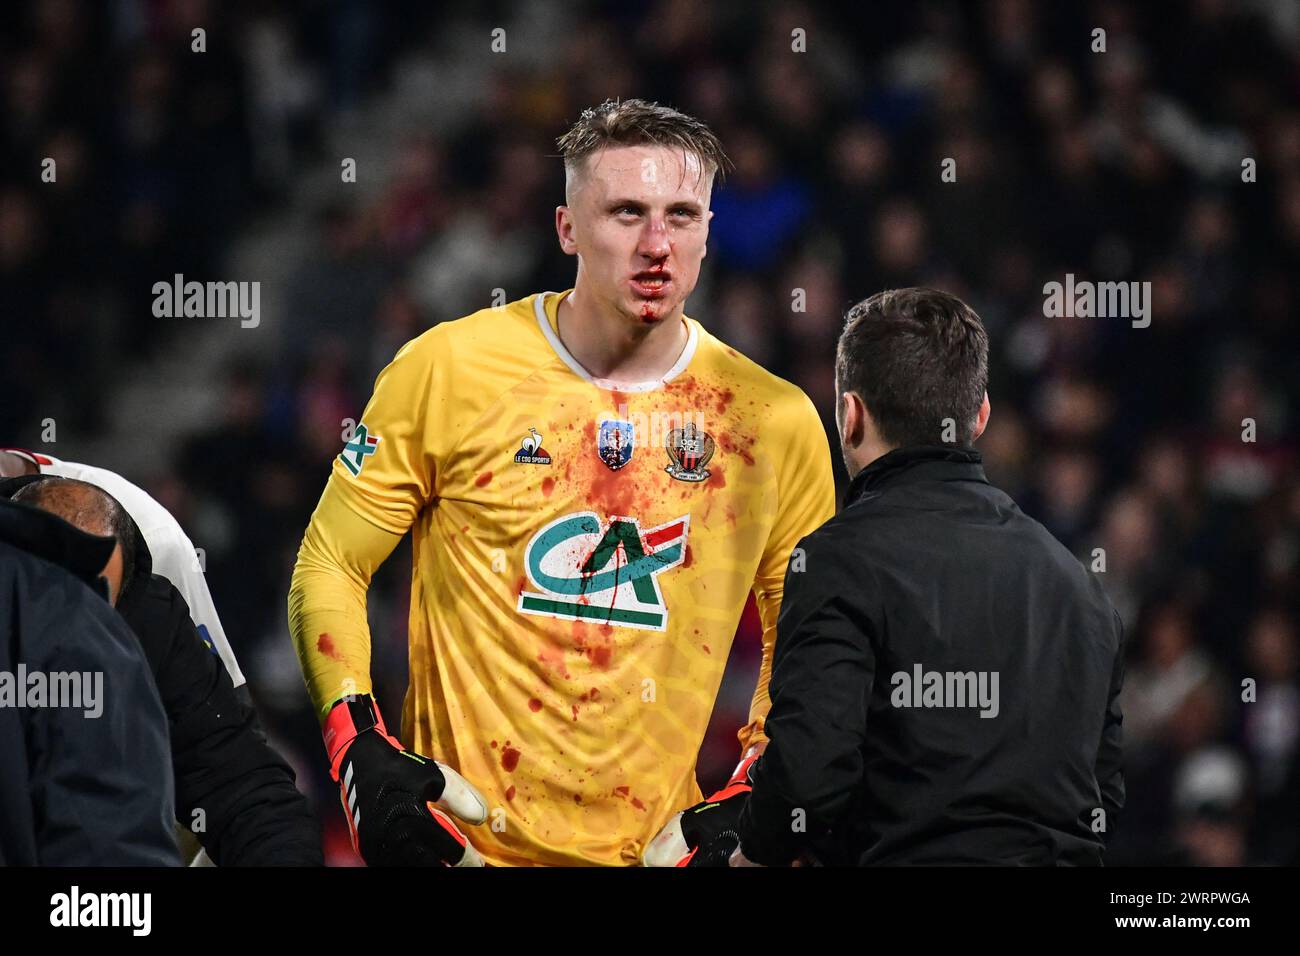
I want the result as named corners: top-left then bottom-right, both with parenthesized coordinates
top-left (288, 98), bottom-right (835, 867)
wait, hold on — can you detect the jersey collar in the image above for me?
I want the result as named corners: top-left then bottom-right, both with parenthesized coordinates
top-left (533, 290), bottom-right (698, 393)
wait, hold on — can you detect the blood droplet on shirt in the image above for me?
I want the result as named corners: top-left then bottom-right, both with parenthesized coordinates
top-left (501, 746), bottom-right (521, 772)
top-left (316, 633), bottom-right (343, 661)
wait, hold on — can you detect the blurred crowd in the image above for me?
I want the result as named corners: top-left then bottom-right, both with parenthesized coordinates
top-left (3, 0), bottom-right (1297, 865)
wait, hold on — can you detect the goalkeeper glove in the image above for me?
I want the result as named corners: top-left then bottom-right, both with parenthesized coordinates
top-left (642, 749), bottom-right (759, 867)
top-left (324, 693), bottom-right (487, 867)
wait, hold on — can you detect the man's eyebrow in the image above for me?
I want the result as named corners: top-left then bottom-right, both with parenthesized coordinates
top-left (605, 197), bottom-right (705, 211)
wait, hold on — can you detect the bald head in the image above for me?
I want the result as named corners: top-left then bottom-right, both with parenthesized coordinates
top-left (0, 450), bottom-right (40, 477)
top-left (13, 476), bottom-right (136, 605)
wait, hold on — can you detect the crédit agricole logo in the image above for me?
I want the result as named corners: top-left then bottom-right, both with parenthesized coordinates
top-left (517, 511), bottom-right (690, 631)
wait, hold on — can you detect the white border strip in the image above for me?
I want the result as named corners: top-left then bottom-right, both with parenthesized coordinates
top-left (533, 292), bottom-right (698, 393)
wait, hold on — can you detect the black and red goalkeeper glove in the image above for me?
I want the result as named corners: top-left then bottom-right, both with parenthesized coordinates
top-left (642, 750), bottom-right (759, 867)
top-left (324, 693), bottom-right (488, 867)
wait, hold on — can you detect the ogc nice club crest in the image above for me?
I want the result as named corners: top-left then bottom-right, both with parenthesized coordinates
top-left (664, 422), bottom-right (715, 482)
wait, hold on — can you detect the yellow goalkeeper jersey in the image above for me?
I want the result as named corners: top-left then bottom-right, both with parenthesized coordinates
top-left (289, 290), bottom-right (834, 866)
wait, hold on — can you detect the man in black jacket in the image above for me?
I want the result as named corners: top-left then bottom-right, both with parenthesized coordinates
top-left (0, 498), bottom-right (179, 865)
top-left (733, 288), bottom-right (1125, 866)
top-left (7, 475), bottom-right (322, 866)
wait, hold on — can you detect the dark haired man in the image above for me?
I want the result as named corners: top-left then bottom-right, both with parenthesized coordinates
top-left (732, 288), bottom-right (1125, 866)
top-left (289, 98), bottom-right (835, 866)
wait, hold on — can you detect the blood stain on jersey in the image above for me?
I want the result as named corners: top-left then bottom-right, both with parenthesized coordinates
top-left (501, 745), bottom-right (521, 772)
top-left (716, 431), bottom-right (755, 467)
top-left (583, 639), bottom-right (613, 669)
top-left (537, 641), bottom-right (572, 680)
top-left (317, 632), bottom-right (343, 661)
top-left (586, 459), bottom-right (636, 515)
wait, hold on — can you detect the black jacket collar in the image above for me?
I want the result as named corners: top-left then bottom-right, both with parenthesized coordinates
top-left (845, 445), bottom-right (988, 507)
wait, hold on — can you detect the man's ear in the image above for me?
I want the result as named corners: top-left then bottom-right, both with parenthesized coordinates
top-left (555, 206), bottom-right (578, 256)
top-left (841, 391), bottom-right (867, 450)
top-left (972, 392), bottom-right (991, 442)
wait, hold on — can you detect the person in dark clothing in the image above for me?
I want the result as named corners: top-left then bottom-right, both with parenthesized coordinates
top-left (0, 497), bottom-right (179, 866)
top-left (733, 288), bottom-right (1125, 866)
top-left (6, 475), bottom-right (323, 866)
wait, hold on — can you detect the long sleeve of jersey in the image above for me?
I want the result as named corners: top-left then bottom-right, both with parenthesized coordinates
top-left (288, 486), bottom-right (403, 719)
top-left (740, 394), bottom-right (837, 753)
top-left (287, 331), bottom-right (451, 720)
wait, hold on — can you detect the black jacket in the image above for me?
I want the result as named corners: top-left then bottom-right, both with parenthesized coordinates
top-left (0, 499), bottom-right (178, 865)
top-left (116, 569), bottom-right (323, 865)
top-left (737, 446), bottom-right (1125, 866)
top-left (1, 474), bottom-right (322, 865)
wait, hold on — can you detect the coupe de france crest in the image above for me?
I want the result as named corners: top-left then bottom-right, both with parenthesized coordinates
top-left (597, 419), bottom-right (634, 471)
top-left (664, 422), bottom-right (715, 482)
top-left (340, 423), bottom-right (381, 476)
top-left (517, 511), bottom-right (690, 631)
